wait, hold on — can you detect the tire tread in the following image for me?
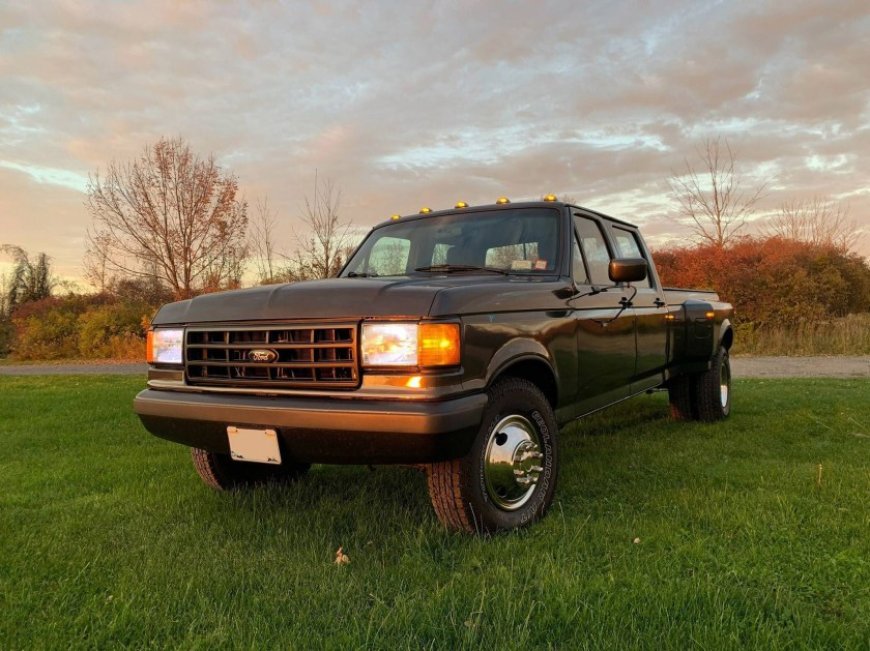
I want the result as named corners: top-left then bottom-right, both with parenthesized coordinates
top-left (426, 377), bottom-right (556, 534)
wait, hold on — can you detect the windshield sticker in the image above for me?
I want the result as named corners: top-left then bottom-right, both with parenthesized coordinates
top-left (511, 260), bottom-right (533, 270)
top-left (534, 260), bottom-right (548, 270)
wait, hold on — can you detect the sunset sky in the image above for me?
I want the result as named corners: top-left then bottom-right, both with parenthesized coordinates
top-left (1, 0), bottom-right (868, 284)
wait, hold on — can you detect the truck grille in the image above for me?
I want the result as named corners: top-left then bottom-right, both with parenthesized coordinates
top-left (185, 324), bottom-right (358, 390)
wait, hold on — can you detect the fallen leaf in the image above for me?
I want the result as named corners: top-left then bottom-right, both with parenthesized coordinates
top-left (335, 546), bottom-right (350, 565)
top-left (633, 537), bottom-right (641, 544)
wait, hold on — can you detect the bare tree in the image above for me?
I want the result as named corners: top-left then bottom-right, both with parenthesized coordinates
top-left (85, 137), bottom-right (248, 299)
top-left (250, 197), bottom-right (280, 283)
top-left (763, 197), bottom-right (857, 251)
top-left (670, 137), bottom-right (767, 248)
top-left (284, 174), bottom-right (354, 280)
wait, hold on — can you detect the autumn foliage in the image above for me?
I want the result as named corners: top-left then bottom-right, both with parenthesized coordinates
top-left (653, 237), bottom-right (870, 327)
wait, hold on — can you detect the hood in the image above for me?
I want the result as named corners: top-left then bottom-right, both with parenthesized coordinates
top-left (151, 274), bottom-right (568, 325)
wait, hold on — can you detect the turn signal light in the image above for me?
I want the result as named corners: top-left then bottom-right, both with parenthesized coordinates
top-left (418, 323), bottom-right (460, 367)
top-left (705, 311), bottom-right (716, 319)
top-left (146, 330), bottom-right (154, 363)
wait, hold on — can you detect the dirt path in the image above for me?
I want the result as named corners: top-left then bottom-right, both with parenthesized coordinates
top-left (730, 356), bottom-right (870, 378)
top-left (0, 362), bottom-right (147, 376)
top-left (1, 357), bottom-right (868, 378)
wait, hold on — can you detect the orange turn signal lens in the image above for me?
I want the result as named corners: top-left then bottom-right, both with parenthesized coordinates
top-left (418, 323), bottom-right (460, 367)
top-left (146, 329), bottom-right (154, 363)
top-left (705, 311), bottom-right (716, 319)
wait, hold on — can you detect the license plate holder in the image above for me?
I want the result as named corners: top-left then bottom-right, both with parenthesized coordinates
top-left (227, 426), bottom-right (282, 465)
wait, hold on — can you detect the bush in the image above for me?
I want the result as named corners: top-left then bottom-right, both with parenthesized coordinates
top-left (653, 237), bottom-right (870, 327)
top-left (8, 294), bottom-right (153, 361)
top-left (77, 303), bottom-right (150, 359)
top-left (13, 304), bottom-right (80, 360)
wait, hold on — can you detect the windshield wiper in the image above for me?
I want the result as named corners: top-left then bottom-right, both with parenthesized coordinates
top-left (346, 271), bottom-right (378, 278)
top-left (414, 264), bottom-right (509, 275)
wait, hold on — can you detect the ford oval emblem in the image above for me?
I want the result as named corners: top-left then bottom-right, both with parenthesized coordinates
top-left (247, 349), bottom-right (279, 363)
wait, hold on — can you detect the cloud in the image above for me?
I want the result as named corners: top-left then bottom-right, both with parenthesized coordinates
top-left (0, 0), bottom-right (868, 283)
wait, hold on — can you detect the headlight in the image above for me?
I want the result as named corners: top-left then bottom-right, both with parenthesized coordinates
top-left (361, 323), bottom-right (418, 366)
top-left (146, 328), bottom-right (184, 365)
top-left (361, 322), bottom-right (460, 368)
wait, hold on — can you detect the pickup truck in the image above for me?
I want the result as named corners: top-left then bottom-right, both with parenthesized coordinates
top-left (135, 199), bottom-right (733, 534)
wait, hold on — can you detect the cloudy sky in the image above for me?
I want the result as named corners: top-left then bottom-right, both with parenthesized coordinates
top-left (1, 0), bottom-right (868, 283)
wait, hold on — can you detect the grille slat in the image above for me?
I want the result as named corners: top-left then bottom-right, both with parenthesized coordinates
top-left (185, 324), bottom-right (358, 390)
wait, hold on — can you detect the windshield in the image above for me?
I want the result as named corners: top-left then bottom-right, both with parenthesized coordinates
top-left (342, 208), bottom-right (561, 277)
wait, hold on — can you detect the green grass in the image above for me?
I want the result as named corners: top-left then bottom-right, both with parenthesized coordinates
top-left (1, 377), bottom-right (867, 650)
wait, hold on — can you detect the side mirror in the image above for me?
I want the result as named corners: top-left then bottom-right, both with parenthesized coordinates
top-left (609, 258), bottom-right (647, 283)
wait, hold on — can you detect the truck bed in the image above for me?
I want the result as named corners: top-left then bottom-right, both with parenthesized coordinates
top-left (663, 287), bottom-right (720, 304)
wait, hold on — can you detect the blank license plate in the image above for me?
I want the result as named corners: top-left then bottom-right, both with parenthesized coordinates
top-left (227, 426), bottom-right (282, 465)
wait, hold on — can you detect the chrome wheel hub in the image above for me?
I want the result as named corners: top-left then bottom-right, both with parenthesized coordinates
top-left (484, 415), bottom-right (544, 511)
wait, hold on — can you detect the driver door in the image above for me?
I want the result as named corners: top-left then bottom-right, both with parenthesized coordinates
top-left (571, 214), bottom-right (636, 415)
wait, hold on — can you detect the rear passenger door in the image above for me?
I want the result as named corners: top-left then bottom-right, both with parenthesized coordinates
top-left (609, 225), bottom-right (668, 392)
top-left (571, 214), bottom-right (636, 414)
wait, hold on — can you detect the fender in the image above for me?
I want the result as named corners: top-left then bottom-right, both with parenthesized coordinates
top-left (485, 338), bottom-right (554, 383)
top-left (718, 318), bottom-right (733, 350)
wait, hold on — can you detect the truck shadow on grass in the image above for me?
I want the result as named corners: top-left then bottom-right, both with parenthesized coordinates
top-left (183, 393), bottom-right (693, 540)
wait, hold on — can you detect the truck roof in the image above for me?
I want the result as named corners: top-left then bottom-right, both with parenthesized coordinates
top-left (372, 200), bottom-right (639, 230)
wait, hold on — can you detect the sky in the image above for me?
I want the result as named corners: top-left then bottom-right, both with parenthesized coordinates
top-left (1, 0), bottom-right (869, 285)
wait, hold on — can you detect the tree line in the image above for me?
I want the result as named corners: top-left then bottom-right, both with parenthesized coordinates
top-left (1, 135), bottom-right (867, 359)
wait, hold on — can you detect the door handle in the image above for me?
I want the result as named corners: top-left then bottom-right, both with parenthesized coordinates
top-left (619, 296), bottom-right (633, 308)
top-left (654, 298), bottom-right (666, 307)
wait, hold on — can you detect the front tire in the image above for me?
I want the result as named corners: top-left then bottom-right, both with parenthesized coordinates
top-left (427, 377), bottom-right (559, 534)
top-left (191, 448), bottom-right (309, 490)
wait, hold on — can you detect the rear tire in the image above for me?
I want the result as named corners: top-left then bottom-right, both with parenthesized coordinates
top-left (693, 346), bottom-right (731, 421)
top-left (426, 377), bottom-right (559, 534)
top-left (668, 375), bottom-right (695, 420)
top-left (191, 448), bottom-right (309, 490)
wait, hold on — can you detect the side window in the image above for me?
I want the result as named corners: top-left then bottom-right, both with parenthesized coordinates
top-left (612, 227), bottom-right (651, 288)
top-left (368, 236), bottom-right (410, 276)
top-left (574, 216), bottom-right (612, 285)
top-left (572, 235), bottom-right (587, 284)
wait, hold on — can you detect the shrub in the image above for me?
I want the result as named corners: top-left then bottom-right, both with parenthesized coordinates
top-left (77, 303), bottom-right (150, 359)
top-left (653, 237), bottom-right (870, 327)
top-left (8, 294), bottom-right (152, 361)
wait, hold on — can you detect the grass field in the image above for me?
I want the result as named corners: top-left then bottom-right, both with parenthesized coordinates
top-left (733, 313), bottom-right (870, 356)
top-left (1, 376), bottom-right (868, 649)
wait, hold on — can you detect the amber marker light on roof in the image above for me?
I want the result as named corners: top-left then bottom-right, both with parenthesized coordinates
top-left (495, 197), bottom-right (511, 204)
top-left (390, 214), bottom-right (401, 220)
top-left (455, 201), bottom-right (468, 208)
top-left (543, 193), bottom-right (558, 202)
top-left (419, 207), bottom-right (432, 214)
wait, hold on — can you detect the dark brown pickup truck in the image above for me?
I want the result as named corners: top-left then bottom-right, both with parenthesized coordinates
top-left (135, 199), bottom-right (733, 533)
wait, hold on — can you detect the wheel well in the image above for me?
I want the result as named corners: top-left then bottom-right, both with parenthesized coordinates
top-left (493, 358), bottom-right (558, 408)
top-left (721, 327), bottom-right (734, 350)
